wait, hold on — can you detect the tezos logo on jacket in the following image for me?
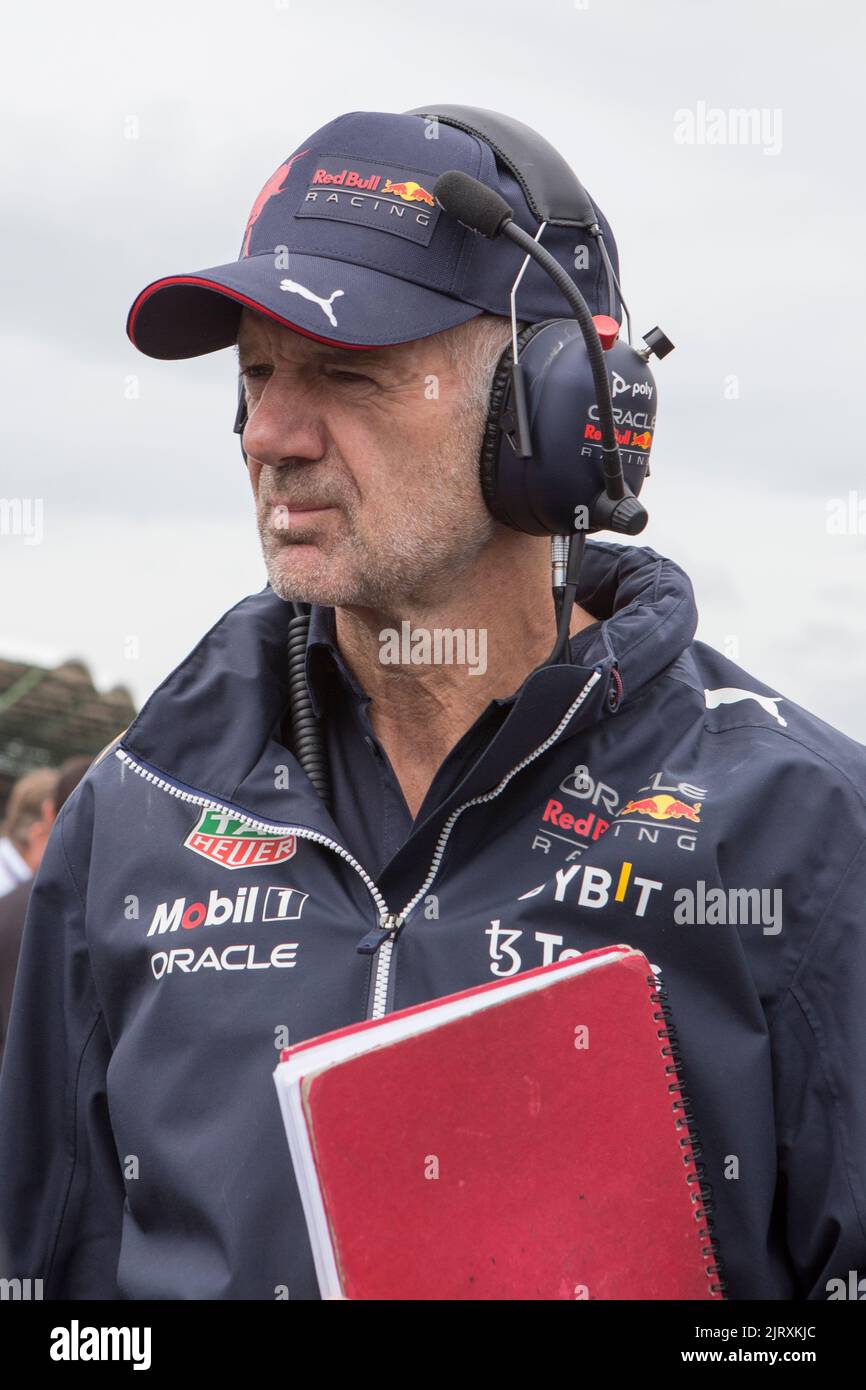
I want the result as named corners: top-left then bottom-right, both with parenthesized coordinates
top-left (184, 810), bottom-right (297, 869)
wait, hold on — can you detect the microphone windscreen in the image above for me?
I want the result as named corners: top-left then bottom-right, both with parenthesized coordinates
top-left (433, 170), bottom-right (513, 238)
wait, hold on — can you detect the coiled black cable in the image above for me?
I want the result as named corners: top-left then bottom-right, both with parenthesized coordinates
top-left (287, 601), bottom-right (332, 813)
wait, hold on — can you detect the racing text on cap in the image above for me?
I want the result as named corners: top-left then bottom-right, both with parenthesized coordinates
top-left (296, 156), bottom-right (441, 246)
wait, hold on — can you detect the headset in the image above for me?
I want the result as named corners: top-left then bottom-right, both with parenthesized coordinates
top-left (232, 105), bottom-right (674, 809)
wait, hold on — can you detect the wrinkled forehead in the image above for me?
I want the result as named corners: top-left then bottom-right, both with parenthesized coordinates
top-left (235, 305), bottom-right (440, 369)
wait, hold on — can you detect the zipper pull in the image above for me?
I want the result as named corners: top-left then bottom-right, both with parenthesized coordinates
top-left (356, 914), bottom-right (399, 955)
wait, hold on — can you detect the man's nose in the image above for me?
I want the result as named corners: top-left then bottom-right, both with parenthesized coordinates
top-left (241, 380), bottom-right (328, 468)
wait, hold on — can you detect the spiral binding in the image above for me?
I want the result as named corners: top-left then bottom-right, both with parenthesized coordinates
top-left (647, 967), bottom-right (729, 1299)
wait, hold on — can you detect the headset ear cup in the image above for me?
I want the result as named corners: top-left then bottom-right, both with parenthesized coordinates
top-left (479, 321), bottom-right (554, 515)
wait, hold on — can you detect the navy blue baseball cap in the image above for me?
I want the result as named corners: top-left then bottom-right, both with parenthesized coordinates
top-left (126, 108), bottom-right (621, 358)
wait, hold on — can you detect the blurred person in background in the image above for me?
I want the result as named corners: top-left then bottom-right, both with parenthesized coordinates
top-left (0, 758), bottom-right (91, 1070)
top-left (0, 769), bottom-right (58, 899)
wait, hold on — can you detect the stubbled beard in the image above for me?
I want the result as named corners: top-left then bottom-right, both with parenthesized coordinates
top-left (256, 398), bottom-right (495, 610)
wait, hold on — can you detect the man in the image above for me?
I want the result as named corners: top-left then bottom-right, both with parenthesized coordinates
top-left (1, 108), bottom-right (865, 1301)
top-left (0, 768), bottom-right (58, 899)
top-left (0, 757), bottom-right (90, 1069)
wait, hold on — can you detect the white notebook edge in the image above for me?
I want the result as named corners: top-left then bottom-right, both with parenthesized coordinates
top-left (273, 1068), bottom-right (344, 1296)
top-left (272, 943), bottom-right (639, 1299)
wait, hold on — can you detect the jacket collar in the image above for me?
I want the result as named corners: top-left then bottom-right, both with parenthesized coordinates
top-left (304, 540), bottom-right (697, 719)
top-left (118, 542), bottom-right (698, 832)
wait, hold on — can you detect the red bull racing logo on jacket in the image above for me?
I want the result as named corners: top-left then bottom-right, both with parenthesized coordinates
top-left (183, 810), bottom-right (297, 869)
top-left (620, 794), bottom-right (701, 822)
top-left (610, 771), bottom-right (709, 854)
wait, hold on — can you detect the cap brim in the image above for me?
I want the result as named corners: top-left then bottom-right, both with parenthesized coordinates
top-left (127, 251), bottom-right (482, 359)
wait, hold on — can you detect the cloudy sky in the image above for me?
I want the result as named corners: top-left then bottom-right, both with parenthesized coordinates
top-left (3, 0), bottom-right (864, 741)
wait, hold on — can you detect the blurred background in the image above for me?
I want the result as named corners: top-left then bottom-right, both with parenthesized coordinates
top-left (2, 0), bottom-right (864, 819)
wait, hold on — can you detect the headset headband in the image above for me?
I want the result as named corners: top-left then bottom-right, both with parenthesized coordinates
top-left (403, 104), bottom-right (599, 229)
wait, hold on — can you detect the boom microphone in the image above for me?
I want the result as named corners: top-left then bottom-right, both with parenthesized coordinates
top-left (433, 170), bottom-right (513, 239)
top-left (433, 170), bottom-right (648, 536)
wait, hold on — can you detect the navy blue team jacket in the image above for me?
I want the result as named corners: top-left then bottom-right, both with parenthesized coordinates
top-left (1, 540), bottom-right (865, 1300)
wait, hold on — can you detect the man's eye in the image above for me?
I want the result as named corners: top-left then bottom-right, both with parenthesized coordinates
top-left (324, 368), bottom-right (372, 384)
top-left (240, 365), bottom-right (371, 384)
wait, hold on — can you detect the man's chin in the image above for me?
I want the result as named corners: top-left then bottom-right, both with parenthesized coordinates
top-left (264, 548), bottom-right (350, 607)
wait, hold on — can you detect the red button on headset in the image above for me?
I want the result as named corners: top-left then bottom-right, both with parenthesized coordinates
top-left (592, 315), bottom-right (620, 350)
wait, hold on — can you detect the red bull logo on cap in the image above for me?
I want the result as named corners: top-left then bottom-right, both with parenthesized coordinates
top-left (242, 148), bottom-right (311, 258)
top-left (381, 178), bottom-right (436, 206)
top-left (311, 166), bottom-right (385, 192)
top-left (297, 157), bottom-right (441, 246)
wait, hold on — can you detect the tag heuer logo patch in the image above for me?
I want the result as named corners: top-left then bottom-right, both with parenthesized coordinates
top-left (184, 810), bottom-right (297, 870)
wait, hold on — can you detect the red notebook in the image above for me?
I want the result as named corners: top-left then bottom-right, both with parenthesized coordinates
top-left (272, 944), bottom-right (725, 1300)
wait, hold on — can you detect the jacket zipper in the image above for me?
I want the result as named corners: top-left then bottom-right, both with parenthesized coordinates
top-left (113, 746), bottom-right (392, 920)
top-left (114, 666), bottom-right (601, 1021)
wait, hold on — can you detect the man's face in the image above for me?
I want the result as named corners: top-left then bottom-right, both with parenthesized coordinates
top-left (238, 307), bottom-right (496, 611)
